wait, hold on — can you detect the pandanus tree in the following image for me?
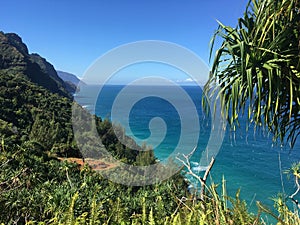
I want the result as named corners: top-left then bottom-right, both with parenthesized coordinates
top-left (204, 0), bottom-right (300, 147)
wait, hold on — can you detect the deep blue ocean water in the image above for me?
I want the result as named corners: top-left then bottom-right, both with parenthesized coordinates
top-left (76, 84), bottom-right (300, 216)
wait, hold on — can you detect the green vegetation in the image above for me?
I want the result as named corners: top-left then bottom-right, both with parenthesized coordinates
top-left (0, 32), bottom-right (72, 98)
top-left (0, 0), bottom-right (300, 224)
top-left (205, 0), bottom-right (300, 147)
top-left (0, 143), bottom-right (189, 224)
top-left (0, 31), bottom-right (191, 224)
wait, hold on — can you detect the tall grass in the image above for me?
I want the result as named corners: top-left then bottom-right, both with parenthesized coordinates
top-left (25, 175), bottom-right (300, 225)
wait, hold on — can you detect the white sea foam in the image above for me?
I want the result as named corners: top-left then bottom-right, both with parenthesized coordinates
top-left (191, 161), bottom-right (199, 166)
top-left (192, 166), bottom-right (208, 172)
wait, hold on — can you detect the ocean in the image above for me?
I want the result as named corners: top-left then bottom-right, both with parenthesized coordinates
top-left (75, 84), bottom-right (300, 214)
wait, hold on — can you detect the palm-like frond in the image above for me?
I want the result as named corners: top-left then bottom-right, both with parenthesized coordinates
top-left (205, 0), bottom-right (300, 147)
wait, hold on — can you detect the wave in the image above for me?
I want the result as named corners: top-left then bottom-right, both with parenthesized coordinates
top-left (82, 105), bottom-right (92, 109)
top-left (191, 161), bottom-right (199, 166)
top-left (192, 165), bottom-right (208, 172)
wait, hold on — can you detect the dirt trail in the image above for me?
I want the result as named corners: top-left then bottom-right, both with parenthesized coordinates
top-left (58, 157), bottom-right (117, 171)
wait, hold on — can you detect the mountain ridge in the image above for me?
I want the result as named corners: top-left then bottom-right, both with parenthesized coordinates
top-left (0, 31), bottom-right (72, 98)
top-left (56, 70), bottom-right (81, 85)
top-left (57, 70), bottom-right (84, 93)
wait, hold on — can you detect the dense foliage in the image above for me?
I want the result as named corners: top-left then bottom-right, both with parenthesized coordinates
top-left (0, 32), bottom-right (73, 98)
top-left (0, 67), bottom-right (192, 223)
top-left (0, 31), bottom-right (192, 224)
top-left (0, 68), bottom-right (160, 162)
top-left (0, 142), bottom-right (190, 224)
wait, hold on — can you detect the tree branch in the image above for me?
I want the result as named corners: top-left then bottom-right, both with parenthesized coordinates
top-left (176, 147), bottom-right (215, 201)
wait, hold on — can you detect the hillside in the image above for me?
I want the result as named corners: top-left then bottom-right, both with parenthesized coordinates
top-left (0, 31), bottom-right (147, 161)
top-left (57, 70), bottom-right (82, 87)
top-left (0, 31), bottom-right (77, 156)
top-left (0, 32), bottom-right (72, 98)
top-left (0, 32), bottom-right (192, 224)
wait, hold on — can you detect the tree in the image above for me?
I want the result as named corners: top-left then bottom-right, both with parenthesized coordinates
top-left (204, 0), bottom-right (300, 147)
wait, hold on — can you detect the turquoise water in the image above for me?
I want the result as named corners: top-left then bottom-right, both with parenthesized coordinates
top-left (76, 84), bottom-right (300, 214)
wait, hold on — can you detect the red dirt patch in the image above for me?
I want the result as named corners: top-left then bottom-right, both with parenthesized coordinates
top-left (58, 157), bottom-right (117, 171)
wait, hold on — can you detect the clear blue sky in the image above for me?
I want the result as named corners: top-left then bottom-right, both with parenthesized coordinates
top-left (1, 0), bottom-right (248, 80)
